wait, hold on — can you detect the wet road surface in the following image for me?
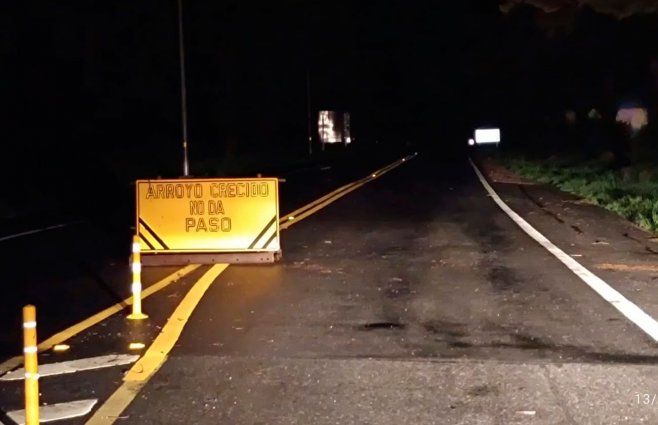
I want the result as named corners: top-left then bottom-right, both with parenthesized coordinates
top-left (125, 156), bottom-right (658, 424)
top-left (3, 154), bottom-right (658, 424)
top-left (0, 152), bottom-right (387, 358)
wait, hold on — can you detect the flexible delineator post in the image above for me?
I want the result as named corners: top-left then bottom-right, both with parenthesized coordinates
top-left (128, 236), bottom-right (148, 320)
top-left (23, 305), bottom-right (39, 425)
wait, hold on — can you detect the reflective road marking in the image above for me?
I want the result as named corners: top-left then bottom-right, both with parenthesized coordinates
top-left (86, 264), bottom-right (228, 425)
top-left (280, 153), bottom-right (417, 230)
top-left (0, 265), bottom-right (200, 375)
top-left (470, 158), bottom-right (658, 342)
top-left (87, 155), bottom-right (416, 424)
top-left (1, 354), bottom-right (139, 381)
top-left (8, 399), bottom-right (98, 424)
top-left (0, 221), bottom-right (83, 243)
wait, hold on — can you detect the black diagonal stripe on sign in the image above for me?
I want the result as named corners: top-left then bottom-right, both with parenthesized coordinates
top-left (139, 218), bottom-right (169, 250)
top-left (248, 216), bottom-right (277, 249)
top-left (139, 232), bottom-right (156, 250)
top-left (261, 231), bottom-right (278, 250)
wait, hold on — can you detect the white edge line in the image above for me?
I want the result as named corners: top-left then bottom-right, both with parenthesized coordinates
top-left (0, 221), bottom-right (83, 243)
top-left (469, 157), bottom-right (658, 343)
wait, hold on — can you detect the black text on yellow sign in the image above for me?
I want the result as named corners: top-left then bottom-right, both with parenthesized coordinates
top-left (136, 178), bottom-right (279, 253)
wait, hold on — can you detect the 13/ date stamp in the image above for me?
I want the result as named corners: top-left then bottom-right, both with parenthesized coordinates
top-left (633, 393), bottom-right (657, 406)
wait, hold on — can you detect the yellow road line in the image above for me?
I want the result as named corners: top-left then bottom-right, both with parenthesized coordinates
top-left (280, 154), bottom-right (415, 229)
top-left (279, 155), bottom-right (411, 223)
top-left (0, 265), bottom-right (200, 375)
top-left (86, 264), bottom-right (227, 425)
top-left (281, 180), bottom-right (357, 221)
top-left (84, 154), bottom-right (416, 423)
top-left (0, 155), bottom-right (412, 377)
top-left (280, 177), bottom-right (371, 230)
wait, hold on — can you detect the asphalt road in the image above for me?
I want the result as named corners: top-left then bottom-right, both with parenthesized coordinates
top-left (0, 150), bottom-right (388, 358)
top-left (2, 152), bottom-right (658, 424)
top-left (123, 155), bottom-right (658, 424)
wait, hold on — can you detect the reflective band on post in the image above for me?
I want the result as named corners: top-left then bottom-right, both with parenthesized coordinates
top-left (132, 242), bottom-right (141, 254)
top-left (132, 263), bottom-right (141, 274)
top-left (131, 283), bottom-right (142, 293)
top-left (22, 304), bottom-right (39, 425)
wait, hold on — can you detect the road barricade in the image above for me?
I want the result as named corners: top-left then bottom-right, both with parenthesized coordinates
top-left (135, 178), bottom-right (280, 265)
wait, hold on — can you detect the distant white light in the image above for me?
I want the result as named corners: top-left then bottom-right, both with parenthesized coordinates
top-left (468, 138), bottom-right (475, 146)
top-left (318, 111), bottom-right (340, 144)
top-left (616, 108), bottom-right (648, 132)
top-left (474, 128), bottom-right (501, 145)
top-left (318, 111), bottom-right (351, 144)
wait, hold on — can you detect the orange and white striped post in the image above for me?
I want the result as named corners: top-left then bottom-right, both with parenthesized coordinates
top-left (23, 305), bottom-right (39, 425)
top-left (128, 236), bottom-right (148, 320)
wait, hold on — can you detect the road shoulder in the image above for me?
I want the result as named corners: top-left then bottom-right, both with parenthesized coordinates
top-left (478, 157), bottom-right (658, 328)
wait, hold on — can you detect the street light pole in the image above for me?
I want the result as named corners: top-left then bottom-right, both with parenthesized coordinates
top-left (177, 0), bottom-right (190, 176)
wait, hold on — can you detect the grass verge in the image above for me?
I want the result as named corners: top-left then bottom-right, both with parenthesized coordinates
top-left (502, 155), bottom-right (658, 233)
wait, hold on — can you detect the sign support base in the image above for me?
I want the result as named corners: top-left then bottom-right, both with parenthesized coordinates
top-left (141, 251), bottom-right (281, 266)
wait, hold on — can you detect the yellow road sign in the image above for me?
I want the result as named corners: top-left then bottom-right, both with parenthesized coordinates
top-left (136, 178), bottom-right (279, 253)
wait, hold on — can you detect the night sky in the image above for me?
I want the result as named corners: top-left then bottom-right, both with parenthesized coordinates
top-left (5, 1), bottom-right (658, 186)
